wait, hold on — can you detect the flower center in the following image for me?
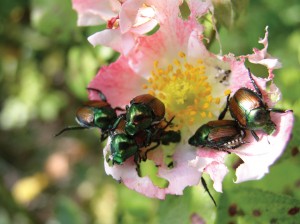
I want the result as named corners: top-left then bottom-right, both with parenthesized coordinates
top-left (143, 52), bottom-right (229, 127)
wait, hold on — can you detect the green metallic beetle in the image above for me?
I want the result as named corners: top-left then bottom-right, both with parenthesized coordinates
top-left (225, 69), bottom-right (292, 141)
top-left (188, 120), bottom-right (246, 150)
top-left (110, 116), bottom-right (181, 165)
top-left (113, 94), bottom-right (165, 136)
top-left (55, 88), bottom-right (121, 141)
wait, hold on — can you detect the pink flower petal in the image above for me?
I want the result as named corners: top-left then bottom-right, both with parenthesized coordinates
top-left (159, 146), bottom-right (202, 195)
top-left (130, 19), bottom-right (158, 35)
top-left (205, 162), bottom-right (228, 193)
top-left (88, 30), bottom-right (136, 55)
top-left (119, 0), bottom-right (144, 33)
top-left (190, 149), bottom-right (228, 192)
top-left (189, 0), bottom-right (213, 18)
top-left (127, 6), bottom-right (206, 76)
top-left (187, 30), bottom-right (210, 59)
top-left (88, 56), bottom-right (146, 107)
top-left (223, 58), bottom-right (269, 94)
top-left (104, 141), bottom-right (202, 199)
top-left (232, 111), bottom-right (294, 183)
top-left (72, 0), bottom-right (119, 26)
top-left (247, 26), bottom-right (282, 70)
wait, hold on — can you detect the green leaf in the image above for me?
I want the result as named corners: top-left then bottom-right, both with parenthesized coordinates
top-left (231, 0), bottom-right (249, 20)
top-left (212, 0), bottom-right (234, 29)
top-left (212, 0), bottom-right (248, 29)
top-left (140, 160), bottom-right (169, 188)
top-left (179, 0), bottom-right (191, 20)
top-left (66, 46), bottom-right (103, 100)
top-left (158, 189), bottom-right (192, 224)
top-left (55, 196), bottom-right (85, 224)
top-left (216, 188), bottom-right (300, 224)
top-left (31, 0), bottom-right (77, 43)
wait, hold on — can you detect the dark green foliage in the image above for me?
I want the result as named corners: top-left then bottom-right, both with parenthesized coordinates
top-left (217, 188), bottom-right (300, 224)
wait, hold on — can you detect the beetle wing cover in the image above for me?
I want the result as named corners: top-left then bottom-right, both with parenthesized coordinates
top-left (131, 94), bottom-right (165, 120)
top-left (230, 88), bottom-right (262, 127)
top-left (207, 120), bottom-right (240, 142)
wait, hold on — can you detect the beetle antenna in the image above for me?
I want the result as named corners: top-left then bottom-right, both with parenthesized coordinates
top-left (201, 176), bottom-right (217, 207)
top-left (268, 108), bottom-right (293, 113)
top-left (54, 126), bottom-right (88, 137)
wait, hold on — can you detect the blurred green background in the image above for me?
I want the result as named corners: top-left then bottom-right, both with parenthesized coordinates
top-left (0, 0), bottom-right (299, 223)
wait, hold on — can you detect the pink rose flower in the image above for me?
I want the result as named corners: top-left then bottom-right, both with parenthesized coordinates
top-left (75, 0), bottom-right (293, 198)
top-left (73, 0), bottom-right (186, 55)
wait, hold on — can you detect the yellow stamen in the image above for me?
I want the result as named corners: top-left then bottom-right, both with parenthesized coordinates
top-left (179, 52), bottom-right (186, 58)
top-left (190, 110), bottom-right (197, 116)
top-left (145, 52), bottom-right (226, 126)
top-left (224, 89), bottom-right (231, 96)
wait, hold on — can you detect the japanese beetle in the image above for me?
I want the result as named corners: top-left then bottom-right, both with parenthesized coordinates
top-left (110, 133), bottom-right (140, 165)
top-left (227, 69), bottom-right (291, 141)
top-left (114, 94), bottom-right (165, 136)
top-left (188, 120), bottom-right (246, 150)
top-left (109, 116), bottom-right (140, 165)
top-left (55, 88), bottom-right (120, 141)
top-left (109, 116), bottom-right (181, 165)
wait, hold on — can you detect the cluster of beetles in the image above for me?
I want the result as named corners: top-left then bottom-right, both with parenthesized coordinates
top-left (56, 89), bottom-right (181, 166)
top-left (57, 69), bottom-right (291, 167)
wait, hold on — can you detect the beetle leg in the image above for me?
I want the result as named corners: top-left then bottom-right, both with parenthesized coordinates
top-left (163, 116), bottom-right (175, 130)
top-left (247, 68), bottom-right (262, 98)
top-left (201, 176), bottom-right (217, 207)
top-left (144, 129), bottom-right (153, 147)
top-left (144, 141), bottom-right (160, 160)
top-left (251, 130), bottom-right (260, 141)
top-left (269, 108), bottom-right (293, 113)
top-left (100, 132), bottom-right (108, 142)
top-left (54, 126), bottom-right (88, 137)
top-left (86, 87), bottom-right (107, 102)
top-left (151, 116), bottom-right (176, 138)
top-left (134, 153), bottom-right (143, 176)
top-left (218, 95), bottom-right (230, 120)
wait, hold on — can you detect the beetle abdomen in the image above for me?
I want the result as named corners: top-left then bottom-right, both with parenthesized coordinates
top-left (207, 120), bottom-right (245, 149)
